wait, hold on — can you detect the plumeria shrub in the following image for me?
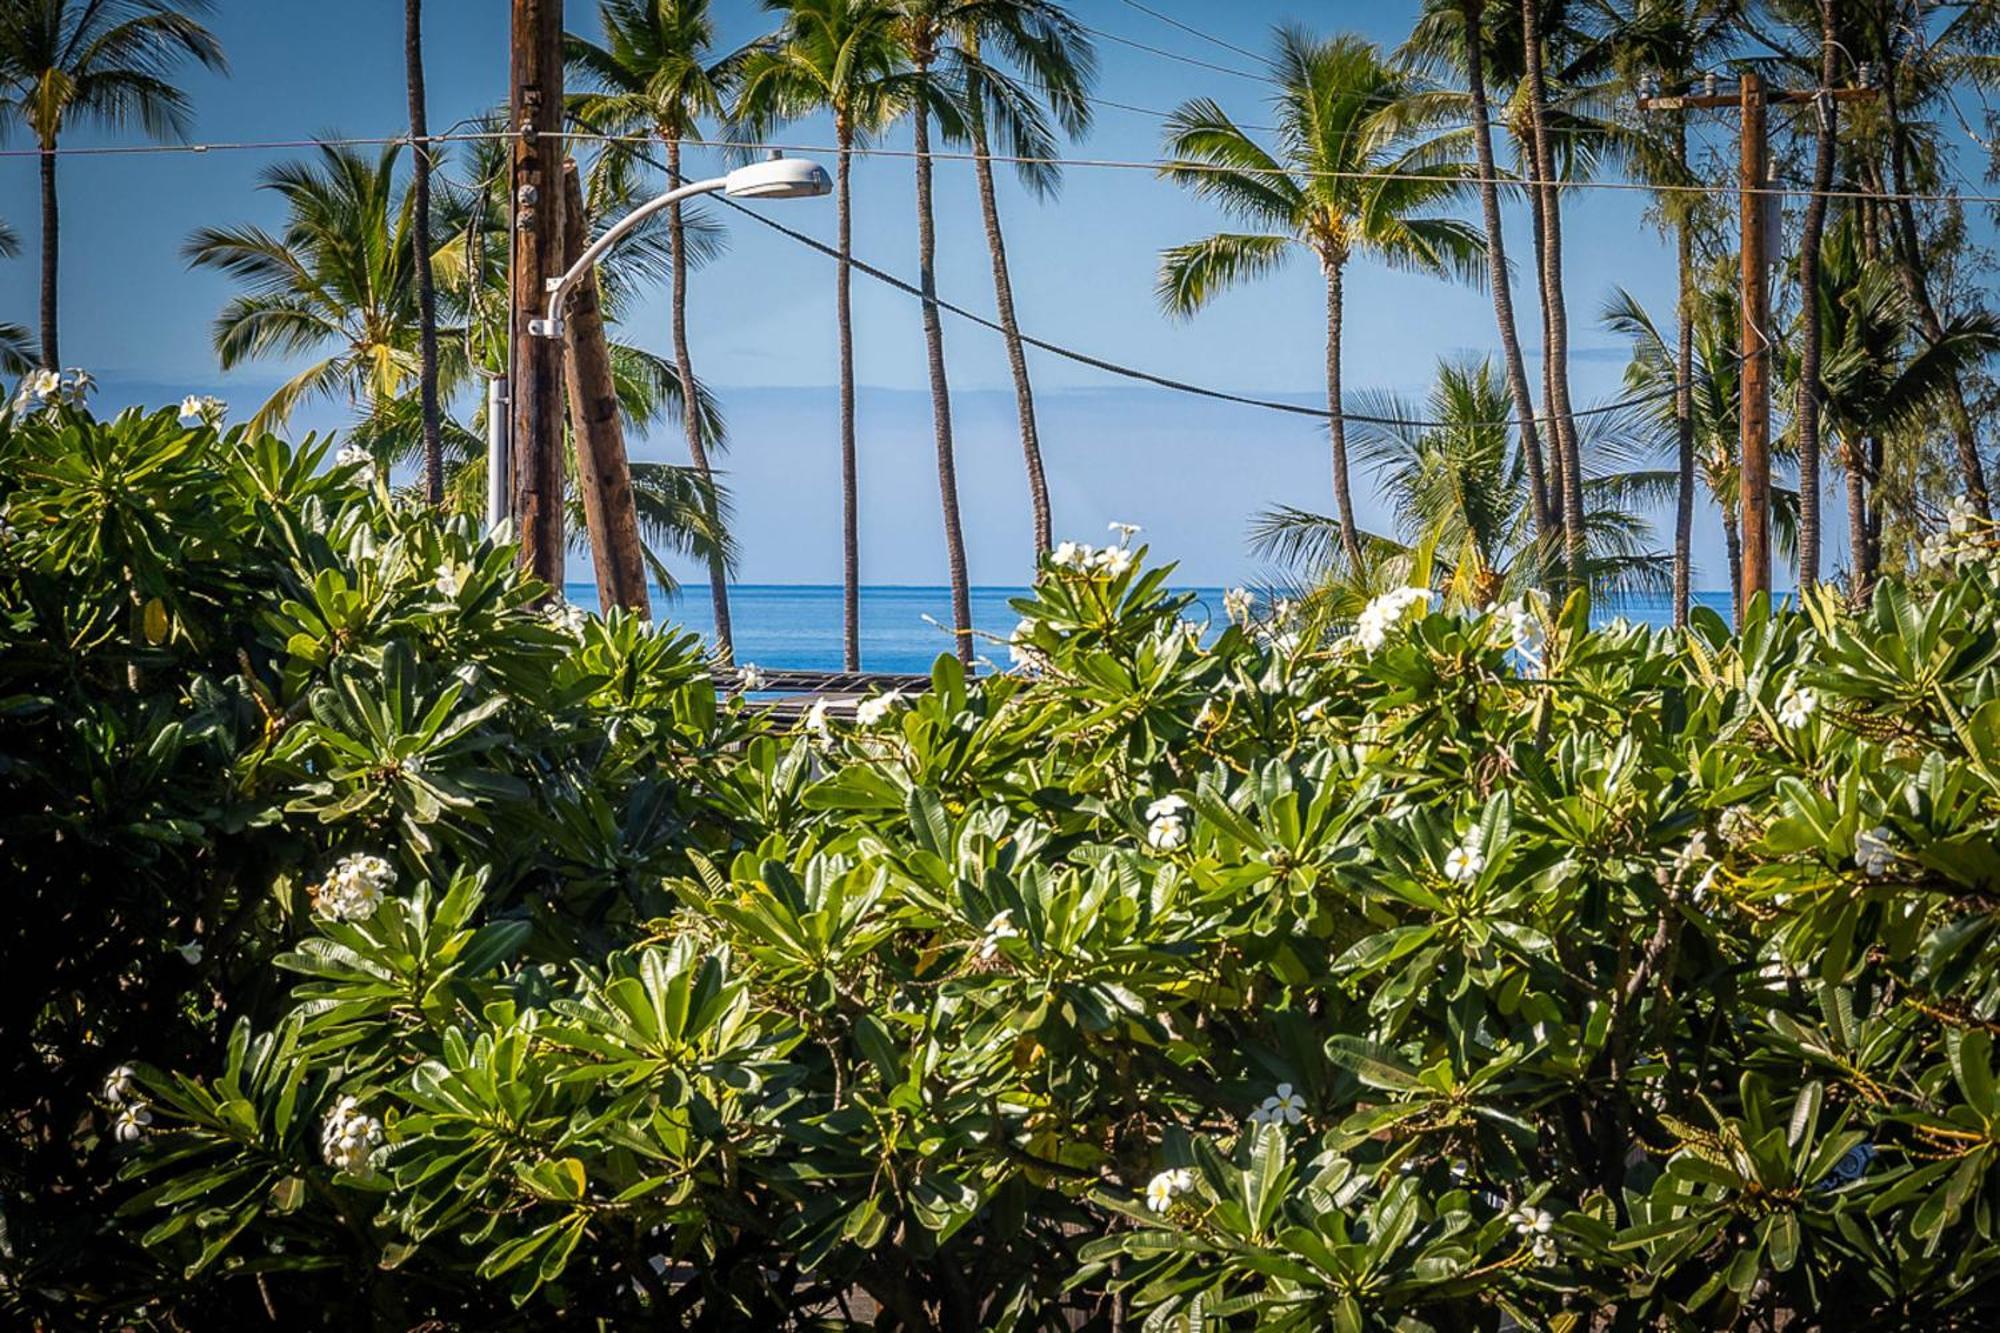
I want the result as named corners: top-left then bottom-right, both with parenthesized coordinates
top-left (5, 401), bottom-right (2000, 1329)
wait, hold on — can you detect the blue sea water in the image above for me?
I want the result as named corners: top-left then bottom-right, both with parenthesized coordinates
top-left (563, 583), bottom-right (1738, 675)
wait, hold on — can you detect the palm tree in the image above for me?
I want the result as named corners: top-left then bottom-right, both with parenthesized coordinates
top-left (569, 0), bottom-right (746, 661)
top-left (186, 143), bottom-right (441, 430)
top-left (1810, 221), bottom-right (2000, 592)
top-left (1401, 0), bottom-right (1554, 562)
top-left (0, 0), bottom-right (225, 369)
top-left (1605, 279), bottom-right (1807, 624)
top-left (884, 0), bottom-right (982, 667)
top-left (1157, 27), bottom-right (1485, 572)
top-left (0, 219), bottom-right (36, 374)
top-left (1251, 356), bottom-right (1668, 606)
top-left (405, 0), bottom-right (443, 504)
top-left (949, 0), bottom-right (1093, 557)
top-left (737, 0), bottom-right (904, 670)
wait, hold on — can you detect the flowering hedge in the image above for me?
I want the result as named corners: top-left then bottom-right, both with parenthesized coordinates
top-left (5, 402), bottom-right (2000, 1328)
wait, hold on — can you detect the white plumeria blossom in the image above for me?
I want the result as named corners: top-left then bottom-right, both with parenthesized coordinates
top-left (1093, 545), bottom-right (1135, 577)
top-left (854, 690), bottom-right (905, 727)
top-left (1008, 617), bottom-right (1042, 671)
top-left (1144, 1167), bottom-right (1193, 1213)
top-left (320, 1095), bottom-right (384, 1178)
top-left (1272, 598), bottom-right (1297, 625)
top-left (1254, 1083), bottom-right (1307, 1126)
top-left (544, 599), bottom-right (588, 638)
top-left (1717, 805), bottom-right (1760, 849)
top-left (977, 909), bottom-right (1021, 961)
top-left (335, 442), bottom-right (373, 470)
top-left (737, 663), bottom-right (767, 692)
top-left (1049, 540), bottom-right (1090, 570)
top-left (433, 561), bottom-right (464, 598)
top-left (1855, 826), bottom-right (1894, 878)
top-left (316, 853), bottom-right (396, 923)
top-left (1107, 520), bottom-right (1142, 544)
top-left (13, 367), bottom-right (62, 410)
top-left (1222, 587), bottom-right (1253, 622)
top-left (1145, 794), bottom-right (1189, 852)
top-left (1443, 840), bottom-right (1486, 884)
top-left (1947, 494), bottom-right (1980, 536)
top-left (802, 697), bottom-right (832, 738)
top-left (113, 1102), bottom-right (153, 1144)
top-left (103, 1065), bottom-right (138, 1105)
top-left (1509, 1203), bottom-right (1555, 1236)
top-left (178, 394), bottom-right (225, 426)
top-left (1775, 679), bottom-right (1818, 729)
top-left (1351, 586), bottom-right (1434, 653)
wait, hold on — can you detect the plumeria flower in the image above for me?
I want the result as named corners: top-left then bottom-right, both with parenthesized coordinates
top-left (1775, 679), bottom-right (1817, 729)
top-left (854, 690), bottom-right (905, 727)
top-left (1257, 1083), bottom-right (1306, 1126)
top-left (1855, 826), bottom-right (1894, 878)
top-left (1717, 805), bottom-right (1760, 849)
top-left (737, 663), bottom-right (767, 692)
top-left (1351, 586), bottom-right (1433, 652)
top-left (102, 1065), bottom-right (137, 1105)
top-left (1947, 494), bottom-right (1980, 536)
top-left (1145, 795), bottom-right (1189, 852)
top-left (1509, 1203), bottom-right (1555, 1236)
top-left (315, 853), bottom-right (396, 923)
top-left (801, 697), bottom-right (832, 738)
top-left (1443, 840), bottom-right (1486, 884)
top-left (977, 910), bottom-right (1020, 961)
top-left (178, 394), bottom-right (225, 426)
top-left (1094, 545), bottom-right (1135, 578)
top-left (544, 599), bottom-right (588, 638)
top-left (112, 1102), bottom-right (153, 1144)
top-left (1222, 587), bottom-right (1253, 622)
top-left (321, 1095), bottom-right (384, 1178)
top-left (1049, 540), bottom-right (1089, 570)
top-left (335, 441), bottom-right (374, 472)
top-left (1107, 520), bottom-right (1142, 544)
top-left (1008, 617), bottom-right (1042, 671)
top-left (63, 367), bottom-right (95, 397)
top-left (433, 561), bottom-right (464, 598)
top-left (1144, 1167), bottom-right (1192, 1213)
top-left (13, 367), bottom-right (61, 411)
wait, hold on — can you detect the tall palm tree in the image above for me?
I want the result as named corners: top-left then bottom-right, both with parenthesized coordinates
top-left (569, 0), bottom-right (746, 660)
top-left (1157, 27), bottom-right (1485, 572)
top-left (1401, 0), bottom-right (1554, 562)
top-left (0, 0), bottom-right (225, 369)
top-left (1810, 220), bottom-right (2000, 592)
top-left (885, 0), bottom-right (981, 667)
top-left (0, 219), bottom-right (36, 375)
top-left (737, 0), bottom-right (904, 670)
top-left (950, 0), bottom-right (1093, 557)
top-left (405, 0), bottom-right (442, 504)
top-left (1250, 356), bottom-right (1669, 606)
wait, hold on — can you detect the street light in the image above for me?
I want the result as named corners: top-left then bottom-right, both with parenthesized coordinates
top-left (528, 152), bottom-right (831, 340)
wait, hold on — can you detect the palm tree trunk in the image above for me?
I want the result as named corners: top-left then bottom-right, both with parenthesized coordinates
top-left (912, 60), bottom-right (974, 667)
top-left (1672, 126), bottom-right (1695, 628)
top-left (38, 146), bottom-right (58, 370)
top-left (406, 0), bottom-right (443, 505)
top-left (969, 108), bottom-right (1052, 558)
top-left (1463, 0), bottom-right (1551, 563)
top-left (1723, 503), bottom-right (1743, 624)
top-left (1793, 1), bottom-right (1838, 593)
top-left (1323, 257), bottom-right (1363, 571)
top-left (1842, 435), bottom-right (1871, 597)
top-left (666, 137), bottom-right (733, 664)
top-left (1518, 0), bottom-right (1585, 584)
top-left (1880, 33), bottom-right (1988, 520)
top-left (836, 120), bottom-right (861, 672)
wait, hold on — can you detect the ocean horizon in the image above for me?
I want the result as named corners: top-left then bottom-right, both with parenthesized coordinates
top-left (563, 582), bottom-right (1737, 675)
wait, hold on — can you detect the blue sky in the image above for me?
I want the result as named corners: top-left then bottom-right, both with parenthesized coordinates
top-left (4, 0), bottom-right (1985, 589)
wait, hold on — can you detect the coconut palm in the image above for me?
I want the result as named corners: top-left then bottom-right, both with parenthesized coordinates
top-left (0, 218), bottom-right (36, 375)
top-left (568, 0), bottom-right (747, 660)
top-left (1251, 356), bottom-right (1668, 608)
top-left (1809, 220), bottom-right (2000, 592)
top-left (1158, 27), bottom-right (1485, 573)
top-left (0, 0), bottom-right (225, 369)
top-left (405, 0), bottom-right (442, 504)
top-left (948, 0), bottom-right (1093, 557)
top-left (737, 0), bottom-right (904, 670)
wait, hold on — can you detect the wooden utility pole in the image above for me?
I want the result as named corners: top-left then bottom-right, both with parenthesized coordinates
top-left (1737, 71), bottom-right (1772, 612)
top-left (1639, 68), bottom-right (1880, 619)
top-left (559, 162), bottom-right (652, 619)
top-left (509, 0), bottom-right (565, 589)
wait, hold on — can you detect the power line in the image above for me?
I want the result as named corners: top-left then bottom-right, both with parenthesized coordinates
top-left (1076, 22), bottom-right (1273, 85)
top-left (1115, 0), bottom-right (1268, 65)
top-left (14, 125), bottom-right (1996, 206)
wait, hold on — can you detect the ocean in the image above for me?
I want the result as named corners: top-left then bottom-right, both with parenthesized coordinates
top-left (563, 584), bottom-right (1737, 675)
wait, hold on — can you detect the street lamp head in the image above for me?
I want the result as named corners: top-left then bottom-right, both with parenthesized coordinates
top-left (723, 154), bottom-right (832, 200)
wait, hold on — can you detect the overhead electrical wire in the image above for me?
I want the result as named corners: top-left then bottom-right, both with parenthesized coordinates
top-left (1114, 0), bottom-right (1269, 65)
